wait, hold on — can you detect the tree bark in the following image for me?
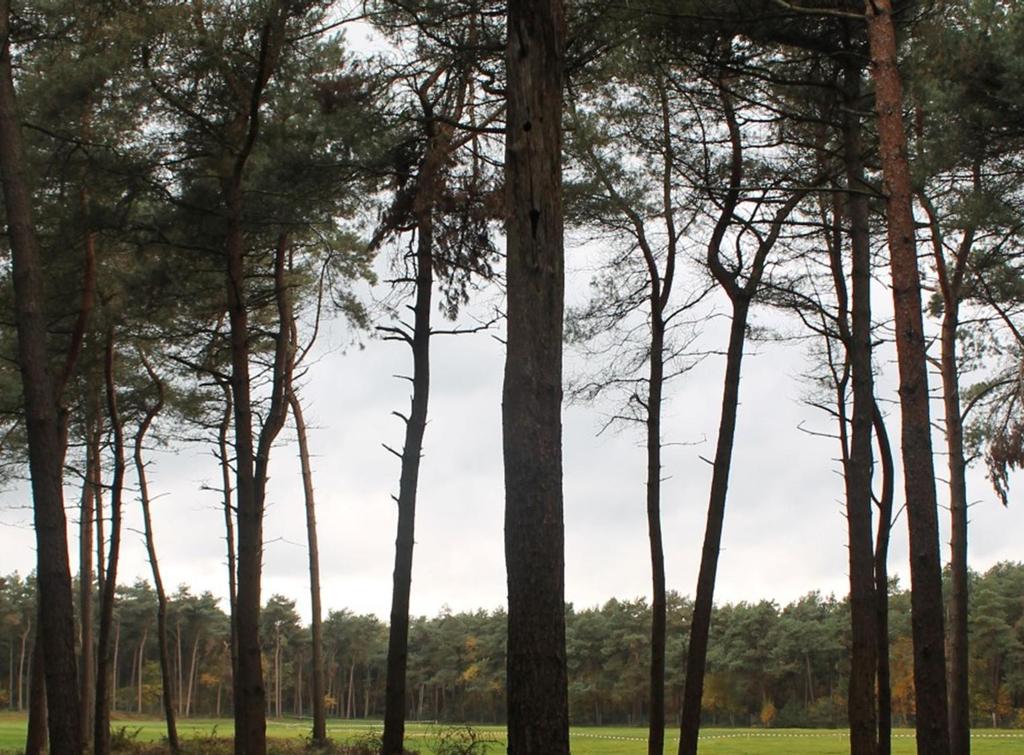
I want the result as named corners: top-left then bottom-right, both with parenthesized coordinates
top-left (218, 383), bottom-right (238, 690)
top-left (223, 11), bottom-right (290, 753)
top-left (382, 205), bottom-right (433, 755)
top-left (678, 73), bottom-right (805, 754)
top-left (865, 3), bottom-right (950, 752)
top-left (0, 6), bottom-right (81, 750)
top-left (923, 179), bottom-right (976, 755)
top-left (290, 392), bottom-right (327, 743)
top-left (80, 406), bottom-right (101, 744)
top-left (25, 631), bottom-right (46, 755)
top-left (678, 297), bottom-right (750, 755)
top-left (96, 331), bottom-right (127, 755)
top-left (134, 358), bottom-right (179, 751)
top-left (840, 60), bottom-right (878, 755)
top-left (503, 2), bottom-right (570, 752)
top-left (873, 402), bottom-right (894, 755)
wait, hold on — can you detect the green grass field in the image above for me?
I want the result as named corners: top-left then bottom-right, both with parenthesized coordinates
top-left (0, 714), bottom-right (1021, 753)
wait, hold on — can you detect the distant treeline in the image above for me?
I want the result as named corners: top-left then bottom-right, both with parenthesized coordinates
top-left (1, 562), bottom-right (1021, 729)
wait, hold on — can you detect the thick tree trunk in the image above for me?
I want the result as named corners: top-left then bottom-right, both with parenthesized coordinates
top-left (227, 181), bottom-right (266, 754)
top-left (382, 214), bottom-right (433, 755)
top-left (134, 361), bottom-right (179, 752)
top-left (232, 226), bottom-right (293, 754)
top-left (290, 392), bottom-right (327, 742)
top-left (0, 7), bottom-right (81, 750)
top-left (503, 1), bottom-right (570, 753)
top-left (25, 632), bottom-right (46, 755)
top-left (96, 332), bottom-right (127, 755)
top-left (841, 61), bottom-right (879, 755)
top-left (678, 297), bottom-right (750, 755)
top-left (865, 3), bottom-right (950, 753)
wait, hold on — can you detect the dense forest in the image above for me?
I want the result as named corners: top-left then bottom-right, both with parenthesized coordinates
top-left (1, 0), bottom-right (1023, 754)
top-left (2, 564), bottom-right (1022, 730)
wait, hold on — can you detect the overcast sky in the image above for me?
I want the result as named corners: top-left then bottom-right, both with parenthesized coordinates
top-left (1, 249), bottom-right (1021, 625)
top-left (1, 18), bottom-right (1021, 626)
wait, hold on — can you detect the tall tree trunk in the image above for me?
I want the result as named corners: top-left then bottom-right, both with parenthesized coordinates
top-left (223, 11), bottom-right (291, 750)
top-left (865, 3), bottom-right (950, 752)
top-left (644, 79), bottom-right (678, 755)
top-left (677, 72), bottom-right (804, 753)
top-left (95, 332), bottom-right (127, 755)
top-left (922, 177), bottom-right (976, 755)
top-left (25, 632), bottom-right (46, 755)
top-left (841, 59), bottom-right (879, 755)
top-left (80, 407), bottom-right (101, 743)
top-left (382, 212), bottom-right (433, 755)
top-left (217, 384), bottom-right (238, 691)
top-left (873, 402), bottom-right (895, 755)
top-left (290, 392), bottom-right (327, 742)
top-left (503, 2), bottom-right (570, 752)
top-left (646, 314), bottom-right (667, 755)
top-left (133, 358), bottom-right (179, 752)
top-left (226, 178), bottom-right (265, 754)
top-left (678, 297), bottom-right (751, 755)
top-left (228, 225), bottom-right (293, 754)
top-left (0, 6), bottom-right (81, 750)
top-left (943, 303), bottom-right (971, 755)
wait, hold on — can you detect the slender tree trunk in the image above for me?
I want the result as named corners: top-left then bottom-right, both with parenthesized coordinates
top-left (134, 359), bottom-right (180, 751)
top-left (186, 631), bottom-right (200, 718)
top-left (841, 60), bottom-right (879, 755)
top-left (138, 627), bottom-right (148, 714)
top-left (943, 303), bottom-right (971, 755)
top-left (382, 211), bottom-right (433, 755)
top-left (25, 632), bottom-right (46, 755)
top-left (112, 619), bottom-right (119, 713)
top-left (503, 2), bottom-right (570, 753)
top-left (17, 625), bottom-right (28, 711)
top-left (346, 662), bottom-right (354, 719)
top-left (218, 385), bottom-right (238, 691)
top-left (176, 620), bottom-right (183, 716)
top-left (865, 3), bottom-right (950, 752)
top-left (0, 7), bottom-right (81, 749)
top-left (646, 314), bottom-right (667, 755)
top-left (95, 332), bottom-right (127, 755)
top-left (290, 392), bottom-right (327, 742)
top-left (80, 409), bottom-right (100, 744)
top-left (921, 184), bottom-right (976, 755)
top-left (679, 297), bottom-right (750, 755)
top-left (873, 403), bottom-right (895, 755)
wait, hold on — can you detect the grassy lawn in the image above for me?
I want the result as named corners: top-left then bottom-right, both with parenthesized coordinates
top-left (1, 714), bottom-right (1022, 753)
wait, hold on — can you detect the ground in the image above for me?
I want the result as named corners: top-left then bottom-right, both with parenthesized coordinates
top-left (0, 714), bottom-right (1022, 753)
